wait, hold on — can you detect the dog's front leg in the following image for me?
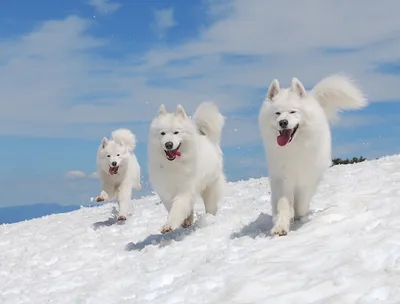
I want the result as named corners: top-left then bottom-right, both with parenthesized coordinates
top-left (271, 196), bottom-right (294, 236)
top-left (269, 178), bottom-right (294, 236)
top-left (95, 182), bottom-right (116, 203)
top-left (95, 190), bottom-right (110, 202)
top-left (161, 192), bottom-right (195, 234)
top-left (116, 185), bottom-right (132, 221)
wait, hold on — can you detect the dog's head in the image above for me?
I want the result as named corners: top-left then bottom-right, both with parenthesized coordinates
top-left (97, 138), bottom-right (129, 175)
top-left (260, 77), bottom-right (310, 147)
top-left (149, 104), bottom-right (196, 161)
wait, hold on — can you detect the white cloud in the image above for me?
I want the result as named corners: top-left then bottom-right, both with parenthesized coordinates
top-left (89, 172), bottom-right (99, 179)
top-left (65, 170), bottom-right (87, 179)
top-left (65, 170), bottom-right (100, 180)
top-left (88, 0), bottom-right (120, 14)
top-left (1, 0), bottom-right (400, 146)
top-left (65, 171), bottom-right (100, 180)
top-left (152, 8), bottom-right (177, 38)
top-left (333, 114), bottom-right (384, 129)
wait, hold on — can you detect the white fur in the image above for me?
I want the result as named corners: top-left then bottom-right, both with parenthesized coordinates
top-left (96, 128), bottom-right (141, 219)
top-left (259, 75), bottom-right (367, 235)
top-left (148, 102), bottom-right (227, 233)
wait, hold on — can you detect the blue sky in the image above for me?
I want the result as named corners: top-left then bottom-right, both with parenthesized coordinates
top-left (0, 0), bottom-right (400, 207)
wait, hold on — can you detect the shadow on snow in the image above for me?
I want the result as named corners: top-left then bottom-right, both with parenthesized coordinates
top-left (125, 218), bottom-right (205, 251)
top-left (230, 212), bottom-right (308, 239)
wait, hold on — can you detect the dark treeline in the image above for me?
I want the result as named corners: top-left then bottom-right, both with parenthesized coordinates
top-left (332, 156), bottom-right (367, 166)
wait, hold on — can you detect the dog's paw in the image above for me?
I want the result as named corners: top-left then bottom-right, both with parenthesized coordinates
top-left (134, 184), bottom-right (142, 191)
top-left (181, 217), bottom-right (193, 228)
top-left (161, 226), bottom-right (173, 234)
top-left (117, 215), bottom-right (127, 223)
top-left (271, 225), bottom-right (289, 237)
top-left (95, 196), bottom-right (105, 202)
top-left (161, 214), bottom-right (187, 233)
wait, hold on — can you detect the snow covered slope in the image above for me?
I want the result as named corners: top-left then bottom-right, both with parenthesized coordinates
top-left (1, 155), bottom-right (400, 304)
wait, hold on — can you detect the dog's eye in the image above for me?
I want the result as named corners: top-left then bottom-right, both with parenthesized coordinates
top-left (290, 111), bottom-right (297, 114)
top-left (107, 155), bottom-right (110, 157)
top-left (275, 112), bottom-right (281, 115)
top-left (117, 154), bottom-right (120, 156)
top-left (160, 132), bottom-right (165, 136)
top-left (173, 131), bottom-right (179, 135)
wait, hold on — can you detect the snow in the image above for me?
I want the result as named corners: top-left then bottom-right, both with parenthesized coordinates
top-left (2, 155), bottom-right (400, 303)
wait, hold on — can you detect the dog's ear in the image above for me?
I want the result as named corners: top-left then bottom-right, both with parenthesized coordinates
top-left (101, 137), bottom-right (108, 148)
top-left (175, 104), bottom-right (188, 118)
top-left (291, 77), bottom-right (307, 98)
top-left (267, 79), bottom-right (280, 101)
top-left (158, 104), bottom-right (167, 116)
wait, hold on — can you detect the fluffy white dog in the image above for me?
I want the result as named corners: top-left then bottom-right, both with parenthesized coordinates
top-left (148, 102), bottom-right (226, 234)
top-left (95, 128), bottom-right (141, 222)
top-left (258, 75), bottom-right (367, 236)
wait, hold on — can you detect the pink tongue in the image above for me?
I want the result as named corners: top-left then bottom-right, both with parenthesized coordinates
top-left (277, 130), bottom-right (292, 147)
top-left (167, 150), bottom-right (181, 158)
top-left (109, 167), bottom-right (118, 174)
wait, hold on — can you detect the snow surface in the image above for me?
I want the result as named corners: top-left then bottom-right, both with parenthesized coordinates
top-left (2, 155), bottom-right (400, 303)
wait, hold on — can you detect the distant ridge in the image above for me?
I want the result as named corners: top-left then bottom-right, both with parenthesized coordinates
top-left (0, 203), bottom-right (81, 224)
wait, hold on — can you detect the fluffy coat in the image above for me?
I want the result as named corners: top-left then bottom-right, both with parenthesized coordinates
top-left (258, 75), bottom-right (367, 236)
top-left (95, 128), bottom-right (141, 221)
top-left (148, 102), bottom-right (227, 233)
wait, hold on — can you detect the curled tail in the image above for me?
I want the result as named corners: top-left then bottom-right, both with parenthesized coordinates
top-left (311, 74), bottom-right (367, 122)
top-left (192, 102), bottom-right (225, 145)
top-left (111, 128), bottom-right (136, 152)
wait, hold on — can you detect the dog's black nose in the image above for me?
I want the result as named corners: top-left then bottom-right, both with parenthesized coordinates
top-left (111, 161), bottom-right (117, 167)
top-left (279, 119), bottom-right (288, 129)
top-left (165, 142), bottom-right (174, 150)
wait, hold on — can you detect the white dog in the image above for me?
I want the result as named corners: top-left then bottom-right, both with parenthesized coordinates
top-left (95, 128), bottom-right (141, 222)
top-left (258, 75), bottom-right (367, 236)
top-left (148, 102), bottom-right (226, 234)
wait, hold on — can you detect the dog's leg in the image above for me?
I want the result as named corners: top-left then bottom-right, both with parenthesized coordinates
top-left (161, 192), bottom-right (195, 234)
top-left (270, 178), bottom-right (294, 236)
top-left (294, 183), bottom-right (319, 220)
top-left (201, 175), bottom-right (225, 215)
top-left (95, 183), bottom-right (114, 202)
top-left (116, 184), bottom-right (132, 222)
top-left (95, 190), bottom-right (109, 202)
top-left (271, 196), bottom-right (294, 236)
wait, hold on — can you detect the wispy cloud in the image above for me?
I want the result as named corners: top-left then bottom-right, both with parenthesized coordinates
top-left (333, 114), bottom-right (385, 128)
top-left (152, 8), bottom-right (177, 38)
top-left (65, 170), bottom-right (100, 180)
top-left (89, 172), bottom-right (99, 179)
top-left (65, 170), bottom-right (87, 179)
top-left (88, 0), bottom-right (121, 15)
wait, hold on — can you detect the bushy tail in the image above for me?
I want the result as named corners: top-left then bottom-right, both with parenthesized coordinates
top-left (311, 74), bottom-right (368, 122)
top-left (111, 128), bottom-right (136, 152)
top-left (192, 102), bottom-right (225, 145)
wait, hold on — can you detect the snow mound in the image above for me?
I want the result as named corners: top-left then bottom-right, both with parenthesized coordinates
top-left (2, 155), bottom-right (400, 303)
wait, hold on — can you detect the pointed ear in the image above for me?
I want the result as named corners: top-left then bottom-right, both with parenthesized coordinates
top-left (291, 77), bottom-right (307, 98)
top-left (101, 137), bottom-right (108, 148)
top-left (158, 104), bottom-right (167, 116)
top-left (267, 79), bottom-right (280, 101)
top-left (175, 104), bottom-right (187, 118)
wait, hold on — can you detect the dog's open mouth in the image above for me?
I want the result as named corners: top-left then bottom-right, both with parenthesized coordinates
top-left (277, 124), bottom-right (299, 147)
top-left (164, 144), bottom-right (181, 161)
top-left (109, 166), bottom-right (119, 175)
